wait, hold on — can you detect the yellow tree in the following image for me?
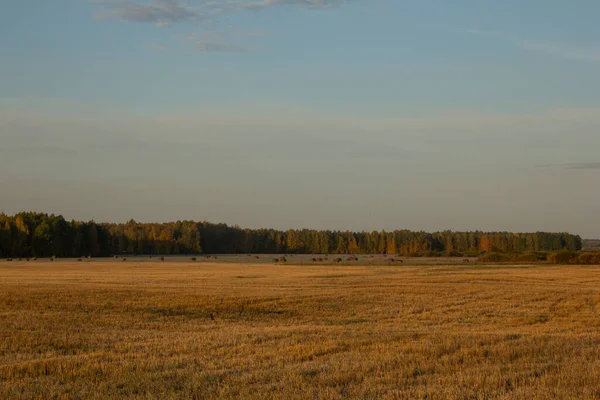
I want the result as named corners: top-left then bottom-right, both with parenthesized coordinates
top-left (386, 234), bottom-right (397, 254)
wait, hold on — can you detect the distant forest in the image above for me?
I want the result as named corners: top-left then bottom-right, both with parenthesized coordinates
top-left (0, 212), bottom-right (583, 258)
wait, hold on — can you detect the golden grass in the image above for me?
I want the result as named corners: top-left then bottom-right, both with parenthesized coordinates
top-left (1, 261), bottom-right (599, 399)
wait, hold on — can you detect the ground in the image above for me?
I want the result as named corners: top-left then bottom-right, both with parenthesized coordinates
top-left (1, 259), bottom-right (599, 399)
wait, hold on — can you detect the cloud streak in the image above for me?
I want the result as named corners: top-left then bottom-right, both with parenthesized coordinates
top-left (236, 0), bottom-right (341, 10)
top-left (94, 0), bottom-right (343, 26)
top-left (458, 28), bottom-right (600, 63)
top-left (539, 163), bottom-right (600, 170)
top-left (94, 0), bottom-right (204, 28)
top-left (178, 29), bottom-right (258, 53)
top-left (93, 0), bottom-right (348, 50)
top-left (518, 39), bottom-right (600, 62)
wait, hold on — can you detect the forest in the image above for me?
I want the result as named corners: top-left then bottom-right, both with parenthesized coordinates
top-left (0, 212), bottom-right (582, 258)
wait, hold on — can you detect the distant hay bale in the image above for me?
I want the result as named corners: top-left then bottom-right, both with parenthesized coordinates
top-left (114, 255), bottom-right (119, 259)
top-left (312, 258), bottom-right (317, 262)
top-left (77, 258), bottom-right (82, 262)
top-left (463, 259), bottom-right (470, 263)
top-left (6, 258), bottom-right (12, 262)
top-left (18, 258), bottom-right (22, 261)
top-left (390, 258), bottom-right (395, 262)
top-left (255, 256), bottom-right (260, 259)
top-left (189, 257), bottom-right (197, 261)
top-left (214, 256), bottom-right (218, 259)
top-left (160, 257), bottom-right (165, 261)
top-left (122, 258), bottom-right (127, 262)
top-left (335, 258), bottom-right (343, 263)
top-left (280, 257), bottom-right (287, 263)
top-left (32, 257), bottom-right (37, 261)
top-left (273, 258), bottom-right (279, 262)
top-left (318, 258), bottom-right (323, 262)
top-left (26, 258), bottom-right (30, 261)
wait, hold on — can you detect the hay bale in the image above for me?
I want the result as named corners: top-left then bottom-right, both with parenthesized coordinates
top-left (189, 257), bottom-right (197, 261)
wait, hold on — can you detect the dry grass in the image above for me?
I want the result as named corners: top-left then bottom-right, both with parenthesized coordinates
top-left (1, 261), bottom-right (599, 399)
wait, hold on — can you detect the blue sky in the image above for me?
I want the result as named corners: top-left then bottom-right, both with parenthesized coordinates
top-left (1, 0), bottom-right (599, 237)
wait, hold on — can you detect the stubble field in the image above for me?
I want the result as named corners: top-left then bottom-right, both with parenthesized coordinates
top-left (1, 260), bottom-right (599, 399)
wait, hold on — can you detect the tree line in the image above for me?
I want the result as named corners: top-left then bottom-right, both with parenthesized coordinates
top-left (583, 239), bottom-right (600, 249)
top-left (0, 212), bottom-right (582, 258)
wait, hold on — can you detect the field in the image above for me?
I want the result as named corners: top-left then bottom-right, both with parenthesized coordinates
top-left (1, 259), bottom-right (599, 399)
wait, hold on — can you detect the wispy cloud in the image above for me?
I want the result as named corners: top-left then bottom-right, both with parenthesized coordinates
top-left (189, 40), bottom-right (249, 52)
top-left (93, 0), bottom-right (347, 51)
top-left (94, 0), bottom-right (204, 28)
top-left (517, 40), bottom-right (600, 62)
top-left (235, 0), bottom-right (341, 10)
top-left (538, 163), bottom-right (600, 170)
top-left (145, 42), bottom-right (166, 51)
top-left (93, 0), bottom-right (343, 26)
top-left (458, 28), bottom-right (600, 63)
top-left (178, 29), bottom-right (259, 53)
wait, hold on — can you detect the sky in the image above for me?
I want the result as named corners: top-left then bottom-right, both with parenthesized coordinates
top-left (1, 0), bottom-right (599, 238)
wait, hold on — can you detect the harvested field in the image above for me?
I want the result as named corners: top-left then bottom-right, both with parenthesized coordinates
top-left (1, 261), bottom-right (599, 399)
